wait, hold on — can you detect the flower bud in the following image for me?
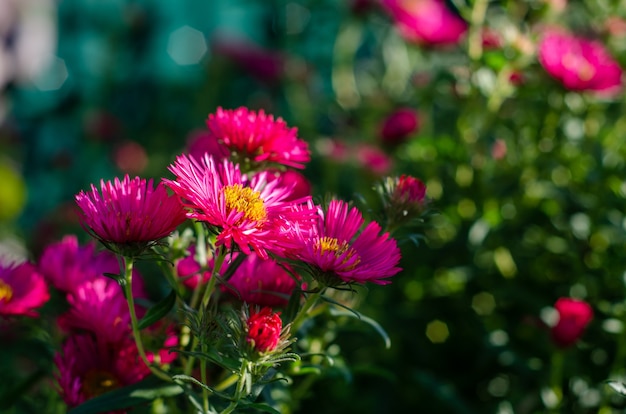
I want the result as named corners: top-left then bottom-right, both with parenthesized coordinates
top-left (379, 108), bottom-right (420, 145)
top-left (246, 307), bottom-right (283, 353)
top-left (551, 297), bottom-right (593, 348)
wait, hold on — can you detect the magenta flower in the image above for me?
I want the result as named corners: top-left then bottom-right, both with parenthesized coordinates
top-left (246, 307), bottom-right (283, 353)
top-left (75, 175), bottom-right (188, 255)
top-left (205, 107), bottom-right (310, 170)
top-left (355, 144), bottom-right (393, 176)
top-left (551, 297), bottom-right (593, 348)
top-left (379, 108), bottom-right (420, 145)
top-left (165, 154), bottom-right (316, 259)
top-left (0, 262), bottom-right (49, 317)
top-left (393, 175), bottom-right (427, 206)
top-left (55, 333), bottom-right (150, 408)
top-left (186, 129), bottom-right (229, 163)
top-left (57, 278), bottom-right (134, 344)
top-left (38, 235), bottom-right (119, 293)
top-left (538, 29), bottom-right (623, 95)
top-left (382, 0), bottom-right (467, 46)
top-left (225, 253), bottom-right (299, 308)
top-left (261, 169), bottom-right (312, 202)
top-left (175, 245), bottom-right (232, 289)
top-left (285, 200), bottom-right (402, 286)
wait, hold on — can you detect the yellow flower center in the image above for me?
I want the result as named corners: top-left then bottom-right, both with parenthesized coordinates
top-left (223, 184), bottom-right (267, 222)
top-left (0, 280), bottom-right (13, 302)
top-left (315, 237), bottom-right (361, 270)
top-left (82, 370), bottom-right (120, 398)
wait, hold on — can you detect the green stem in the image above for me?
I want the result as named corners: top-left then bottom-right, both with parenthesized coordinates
top-left (201, 342), bottom-right (211, 413)
top-left (122, 256), bottom-right (171, 382)
top-left (198, 245), bottom-right (226, 310)
top-left (549, 349), bottom-right (564, 412)
top-left (291, 287), bottom-right (323, 333)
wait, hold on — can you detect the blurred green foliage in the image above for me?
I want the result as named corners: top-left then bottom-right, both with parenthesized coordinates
top-left (3, 0), bottom-right (626, 413)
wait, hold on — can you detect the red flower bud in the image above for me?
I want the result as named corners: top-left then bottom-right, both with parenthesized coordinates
top-left (551, 298), bottom-right (593, 348)
top-left (246, 307), bottom-right (283, 353)
top-left (379, 108), bottom-right (420, 145)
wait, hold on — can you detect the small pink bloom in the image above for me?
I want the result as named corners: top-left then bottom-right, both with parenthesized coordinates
top-left (0, 262), bottom-right (49, 317)
top-left (165, 154), bottom-right (317, 259)
top-left (262, 169), bottom-right (312, 202)
top-left (55, 334), bottom-right (150, 408)
top-left (285, 200), bottom-right (402, 286)
top-left (394, 175), bottom-right (427, 205)
top-left (175, 245), bottom-right (231, 289)
top-left (75, 175), bottom-right (187, 251)
top-left (379, 107), bottom-right (420, 145)
top-left (382, 0), bottom-right (467, 46)
top-left (551, 297), bottom-right (593, 348)
top-left (205, 107), bottom-right (310, 170)
top-left (186, 129), bottom-right (229, 163)
top-left (355, 144), bottom-right (393, 176)
top-left (38, 235), bottom-right (119, 293)
top-left (212, 34), bottom-right (284, 84)
top-left (226, 253), bottom-right (298, 308)
top-left (491, 139), bottom-right (507, 160)
top-left (57, 278), bottom-right (133, 344)
top-left (538, 29), bottom-right (623, 95)
top-left (113, 141), bottom-right (148, 175)
top-left (246, 307), bottom-right (283, 353)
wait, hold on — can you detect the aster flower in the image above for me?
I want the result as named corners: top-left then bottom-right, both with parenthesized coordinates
top-left (225, 253), bottom-right (299, 308)
top-left (55, 333), bottom-right (150, 408)
top-left (57, 278), bottom-right (134, 344)
top-left (175, 244), bottom-right (232, 289)
top-left (285, 200), bottom-right (401, 286)
top-left (205, 107), bottom-right (310, 170)
top-left (538, 28), bottom-right (623, 95)
top-left (165, 153), bottom-right (316, 259)
top-left (246, 307), bottom-right (283, 354)
top-left (0, 262), bottom-right (50, 317)
top-left (379, 108), bottom-right (420, 145)
top-left (75, 175), bottom-right (188, 256)
top-left (551, 297), bottom-right (593, 348)
top-left (377, 174), bottom-right (429, 231)
top-left (38, 235), bottom-right (119, 293)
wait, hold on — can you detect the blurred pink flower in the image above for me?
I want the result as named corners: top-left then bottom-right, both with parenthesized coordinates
top-left (551, 297), bottom-right (593, 348)
top-left (246, 307), bottom-right (283, 353)
top-left (186, 129), bottom-right (229, 163)
top-left (55, 333), bottom-right (150, 408)
top-left (538, 29), bottom-right (623, 95)
top-left (75, 175), bottom-right (187, 254)
top-left (284, 200), bottom-right (402, 286)
top-left (212, 34), bottom-right (284, 84)
top-left (356, 144), bottom-right (393, 176)
top-left (113, 141), bottom-right (148, 175)
top-left (491, 139), bottom-right (507, 160)
top-left (379, 107), bottom-right (420, 145)
top-left (165, 154), bottom-right (316, 259)
top-left (38, 235), bottom-right (118, 293)
top-left (262, 169), bottom-right (312, 202)
top-left (382, 0), bottom-right (467, 46)
top-left (226, 253), bottom-right (298, 308)
top-left (0, 262), bottom-right (49, 317)
top-left (174, 245), bottom-right (233, 289)
top-left (205, 107), bottom-right (310, 170)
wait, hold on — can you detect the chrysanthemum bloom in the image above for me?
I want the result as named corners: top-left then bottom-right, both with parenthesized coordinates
top-left (379, 108), bottom-right (420, 145)
top-left (551, 297), bottom-right (593, 348)
top-left (538, 29), bottom-right (623, 95)
top-left (75, 175), bottom-right (188, 256)
top-left (205, 107), bottom-right (310, 170)
top-left (0, 262), bottom-right (50, 317)
top-left (57, 278), bottom-right (134, 344)
top-left (165, 154), bottom-right (317, 259)
top-left (55, 333), bottom-right (150, 408)
top-left (225, 253), bottom-right (298, 308)
top-left (285, 200), bottom-right (402, 286)
top-left (246, 307), bottom-right (283, 353)
top-left (38, 235), bottom-right (119, 293)
top-left (382, 0), bottom-right (467, 46)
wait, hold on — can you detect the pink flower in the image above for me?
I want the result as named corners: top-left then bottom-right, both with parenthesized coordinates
top-left (379, 108), bottom-right (420, 145)
top-left (538, 29), bottom-right (623, 95)
top-left (246, 307), bottom-right (283, 353)
top-left (165, 154), bottom-right (316, 259)
top-left (212, 34), bottom-right (284, 84)
top-left (55, 333), bottom-right (150, 408)
top-left (205, 107), bottom-right (310, 170)
top-left (75, 175), bottom-right (187, 254)
top-left (355, 144), bottom-right (393, 176)
top-left (186, 129), bottom-right (229, 163)
top-left (394, 175), bottom-right (427, 205)
top-left (226, 253), bottom-right (299, 308)
top-left (57, 278), bottom-right (133, 344)
top-left (551, 297), bottom-right (593, 348)
top-left (38, 235), bottom-right (119, 293)
top-left (285, 200), bottom-right (402, 286)
top-left (175, 245), bottom-right (232, 289)
top-left (262, 169), bottom-right (312, 202)
top-left (382, 0), bottom-right (467, 46)
top-left (0, 262), bottom-right (49, 317)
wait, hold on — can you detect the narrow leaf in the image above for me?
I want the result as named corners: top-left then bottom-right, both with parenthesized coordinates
top-left (607, 381), bottom-right (626, 396)
top-left (138, 289), bottom-right (177, 330)
top-left (329, 308), bottom-right (391, 349)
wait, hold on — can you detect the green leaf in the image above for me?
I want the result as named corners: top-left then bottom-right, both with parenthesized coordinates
top-left (606, 381), bottom-right (626, 396)
top-left (68, 376), bottom-right (183, 414)
top-left (238, 401), bottom-right (282, 414)
top-left (138, 289), bottom-right (177, 330)
top-left (329, 308), bottom-right (391, 349)
top-left (171, 375), bottom-right (233, 400)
